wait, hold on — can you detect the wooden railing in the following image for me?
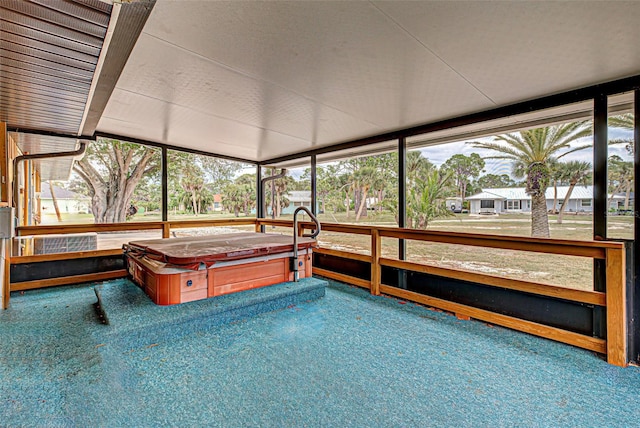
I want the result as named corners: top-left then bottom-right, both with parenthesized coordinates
top-left (11, 218), bottom-right (627, 366)
top-left (11, 219), bottom-right (257, 291)
top-left (284, 220), bottom-right (626, 367)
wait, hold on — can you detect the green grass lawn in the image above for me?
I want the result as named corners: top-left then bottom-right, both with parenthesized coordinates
top-left (313, 212), bottom-right (632, 291)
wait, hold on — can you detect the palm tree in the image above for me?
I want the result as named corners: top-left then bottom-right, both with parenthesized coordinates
top-left (472, 122), bottom-right (591, 237)
top-left (608, 113), bottom-right (634, 155)
top-left (608, 155), bottom-right (634, 210)
top-left (222, 183), bottom-right (245, 217)
top-left (406, 151), bottom-right (434, 187)
top-left (608, 113), bottom-right (633, 130)
top-left (353, 166), bottom-right (378, 221)
top-left (556, 161), bottom-right (592, 224)
top-left (407, 169), bottom-right (454, 229)
top-left (546, 158), bottom-right (562, 214)
top-left (180, 172), bottom-right (205, 215)
top-left (271, 175), bottom-right (294, 217)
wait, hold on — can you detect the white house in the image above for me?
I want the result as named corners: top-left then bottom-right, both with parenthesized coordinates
top-left (466, 186), bottom-right (626, 215)
top-left (40, 183), bottom-right (91, 215)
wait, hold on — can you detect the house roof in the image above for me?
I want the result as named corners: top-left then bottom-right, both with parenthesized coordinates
top-left (467, 191), bottom-right (507, 201)
top-left (40, 183), bottom-right (90, 201)
top-left (468, 186), bottom-right (597, 201)
top-left (287, 191), bottom-right (312, 203)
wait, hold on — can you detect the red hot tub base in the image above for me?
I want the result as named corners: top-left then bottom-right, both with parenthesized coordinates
top-left (124, 233), bottom-right (316, 306)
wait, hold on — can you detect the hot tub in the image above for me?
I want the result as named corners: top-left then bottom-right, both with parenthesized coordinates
top-left (124, 232), bottom-right (316, 305)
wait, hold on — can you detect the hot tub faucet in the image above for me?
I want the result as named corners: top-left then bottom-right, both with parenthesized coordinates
top-left (292, 206), bottom-right (320, 282)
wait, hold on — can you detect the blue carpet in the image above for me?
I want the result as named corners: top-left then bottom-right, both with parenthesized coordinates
top-left (94, 277), bottom-right (326, 343)
top-left (1, 278), bottom-right (640, 427)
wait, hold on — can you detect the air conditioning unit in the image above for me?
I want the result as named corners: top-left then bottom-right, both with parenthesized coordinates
top-left (33, 233), bottom-right (98, 255)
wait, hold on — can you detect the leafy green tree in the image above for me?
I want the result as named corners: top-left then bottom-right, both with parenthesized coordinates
top-left (222, 182), bottom-right (245, 217)
top-left (406, 151), bottom-right (434, 186)
top-left (131, 178), bottom-right (161, 213)
top-left (609, 113), bottom-right (633, 129)
top-left (369, 153), bottom-right (397, 214)
top-left (477, 173), bottom-right (516, 189)
top-left (472, 123), bottom-right (591, 237)
top-left (180, 170), bottom-right (206, 215)
top-left (301, 165), bottom-right (333, 214)
top-left (608, 155), bottom-right (634, 210)
top-left (407, 169), bottom-right (454, 229)
top-left (222, 173), bottom-right (255, 217)
top-left (608, 113), bottom-right (634, 154)
top-left (546, 158), bottom-right (563, 214)
top-left (556, 161), bottom-right (592, 224)
top-left (441, 153), bottom-right (485, 202)
top-left (73, 138), bottom-right (160, 223)
top-left (200, 157), bottom-right (237, 193)
top-left (349, 166), bottom-right (373, 221)
top-left (264, 171), bottom-right (294, 217)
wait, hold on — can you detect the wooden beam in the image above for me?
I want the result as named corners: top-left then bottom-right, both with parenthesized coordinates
top-left (321, 223), bottom-right (373, 236)
top-left (10, 248), bottom-right (123, 264)
top-left (256, 218), bottom-right (293, 227)
top-left (168, 218), bottom-right (256, 229)
top-left (378, 228), bottom-right (608, 259)
top-left (11, 270), bottom-right (128, 291)
top-left (17, 218), bottom-right (260, 237)
top-left (21, 158), bottom-right (28, 227)
top-left (0, 122), bottom-right (7, 204)
top-left (17, 221), bottom-right (165, 236)
top-left (315, 247), bottom-right (372, 263)
top-left (371, 229), bottom-right (381, 296)
top-left (313, 267), bottom-right (371, 290)
top-left (35, 170), bottom-right (41, 225)
top-left (2, 240), bottom-right (9, 310)
top-left (379, 284), bottom-right (607, 354)
top-left (1, 123), bottom-right (9, 309)
top-left (606, 247), bottom-right (627, 367)
top-left (379, 257), bottom-right (606, 306)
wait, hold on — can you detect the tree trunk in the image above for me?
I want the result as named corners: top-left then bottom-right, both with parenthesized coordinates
top-left (552, 181), bottom-right (558, 214)
top-left (344, 190), bottom-right (350, 218)
top-left (355, 188), bottom-right (368, 221)
top-left (556, 183), bottom-right (576, 224)
top-left (49, 182), bottom-right (62, 222)
top-left (608, 184), bottom-right (623, 210)
top-left (271, 178), bottom-right (276, 219)
top-left (74, 145), bottom-right (158, 224)
top-left (625, 184), bottom-right (631, 209)
top-left (191, 192), bottom-right (199, 216)
top-left (353, 189), bottom-right (360, 218)
top-left (531, 191), bottom-right (550, 237)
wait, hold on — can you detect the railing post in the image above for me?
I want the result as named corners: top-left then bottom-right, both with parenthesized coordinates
top-left (606, 246), bottom-right (627, 367)
top-left (371, 228), bottom-right (381, 295)
top-left (162, 222), bottom-right (170, 239)
top-left (254, 219), bottom-right (261, 233)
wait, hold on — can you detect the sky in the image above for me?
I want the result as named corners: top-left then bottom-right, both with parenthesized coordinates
top-left (276, 127), bottom-right (634, 181)
top-left (417, 127), bottom-right (633, 177)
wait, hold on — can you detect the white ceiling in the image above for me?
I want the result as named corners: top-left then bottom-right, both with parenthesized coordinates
top-left (95, 1), bottom-right (640, 163)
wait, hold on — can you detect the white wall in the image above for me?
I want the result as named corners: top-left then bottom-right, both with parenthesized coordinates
top-left (41, 198), bottom-right (90, 214)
